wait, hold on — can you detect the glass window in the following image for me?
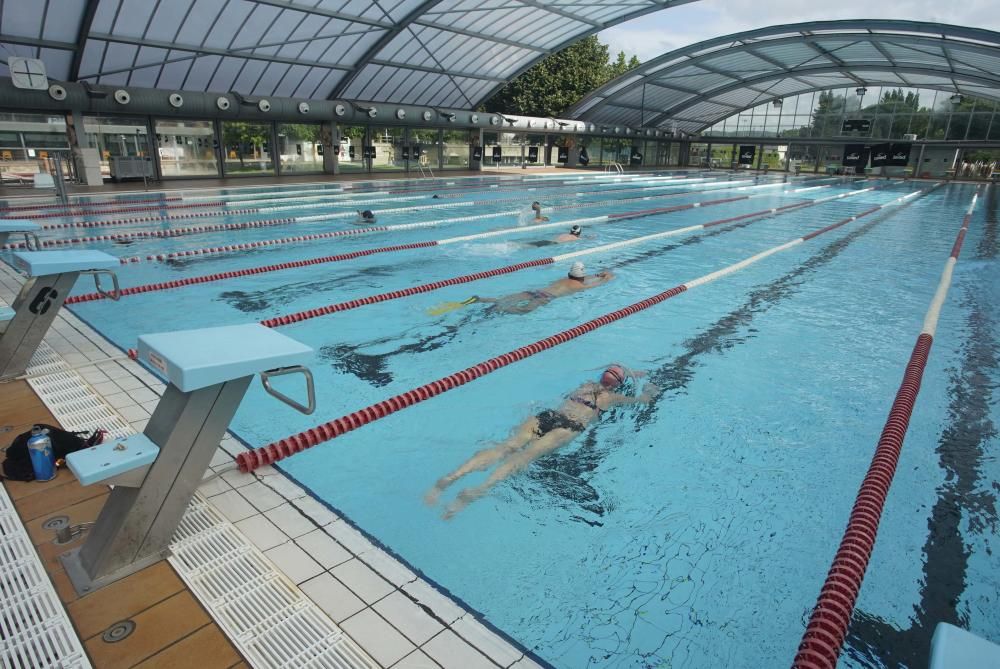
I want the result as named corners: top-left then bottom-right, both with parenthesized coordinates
top-left (967, 114), bottom-right (992, 141)
top-left (946, 114), bottom-right (970, 140)
top-left (0, 112), bottom-right (70, 185)
top-left (442, 129), bottom-right (473, 170)
top-left (277, 123), bottom-right (323, 173)
top-left (371, 126), bottom-right (405, 171)
top-left (338, 125), bottom-right (367, 172)
top-left (221, 121), bottom-right (273, 176)
top-left (82, 115), bottom-right (150, 179)
top-left (155, 119), bottom-right (218, 177)
top-left (408, 128), bottom-right (441, 171)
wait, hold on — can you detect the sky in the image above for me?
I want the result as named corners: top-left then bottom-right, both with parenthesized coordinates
top-left (598, 0), bottom-right (1000, 62)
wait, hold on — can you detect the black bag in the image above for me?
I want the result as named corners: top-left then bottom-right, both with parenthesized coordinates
top-left (2, 424), bottom-right (105, 482)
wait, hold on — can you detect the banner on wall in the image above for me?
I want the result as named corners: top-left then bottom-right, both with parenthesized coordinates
top-left (578, 147), bottom-right (590, 166)
top-left (527, 146), bottom-right (539, 163)
top-left (842, 144), bottom-right (868, 168)
top-left (870, 143), bottom-right (891, 167)
top-left (472, 146), bottom-right (483, 161)
top-left (491, 146), bottom-right (502, 163)
top-left (401, 146), bottom-right (410, 159)
top-left (368, 146), bottom-right (376, 159)
top-left (557, 147), bottom-right (569, 163)
top-left (348, 145), bottom-right (355, 159)
top-left (889, 143), bottom-right (912, 166)
top-left (738, 145), bottom-right (756, 165)
top-left (414, 144), bottom-right (422, 158)
top-left (629, 147), bottom-right (643, 165)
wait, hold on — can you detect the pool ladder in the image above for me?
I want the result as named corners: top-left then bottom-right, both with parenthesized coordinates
top-left (418, 163), bottom-right (435, 178)
top-left (604, 162), bottom-right (625, 175)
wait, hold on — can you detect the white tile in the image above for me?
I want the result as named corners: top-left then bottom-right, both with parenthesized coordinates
top-left (220, 468), bottom-right (253, 489)
top-left (299, 573), bottom-right (365, 623)
top-left (264, 503), bottom-right (317, 538)
top-left (341, 609), bottom-right (415, 668)
top-left (208, 489), bottom-right (256, 523)
top-left (422, 630), bottom-right (498, 669)
top-left (63, 352), bottom-right (89, 366)
top-left (264, 541), bottom-right (323, 584)
top-left (127, 387), bottom-right (159, 404)
top-left (374, 591), bottom-right (444, 646)
top-left (117, 404), bottom-right (150, 422)
top-left (259, 473), bottom-right (306, 500)
top-left (238, 481), bottom-right (285, 513)
top-left (197, 474), bottom-right (231, 498)
top-left (295, 529), bottom-right (352, 569)
top-left (90, 380), bottom-right (118, 396)
top-left (324, 521), bottom-right (373, 556)
top-left (293, 496), bottom-right (338, 526)
top-left (103, 391), bottom-right (135, 410)
top-left (508, 657), bottom-right (543, 669)
top-left (331, 558), bottom-right (394, 604)
top-left (401, 580), bottom-right (465, 626)
top-left (451, 616), bottom-right (521, 667)
top-left (235, 514), bottom-right (287, 551)
top-left (360, 549), bottom-right (416, 587)
top-left (393, 650), bottom-right (441, 668)
top-left (99, 364), bottom-right (131, 379)
top-left (113, 375), bottom-right (146, 391)
top-left (209, 449), bottom-right (232, 468)
top-left (141, 399), bottom-right (160, 414)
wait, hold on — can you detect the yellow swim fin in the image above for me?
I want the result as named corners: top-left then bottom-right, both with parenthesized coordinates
top-left (426, 296), bottom-right (479, 316)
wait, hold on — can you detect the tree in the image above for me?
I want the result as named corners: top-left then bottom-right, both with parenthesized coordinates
top-left (481, 36), bottom-right (640, 117)
top-left (222, 121), bottom-right (269, 168)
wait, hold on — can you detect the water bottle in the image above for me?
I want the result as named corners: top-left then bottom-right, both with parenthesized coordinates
top-left (27, 426), bottom-right (56, 482)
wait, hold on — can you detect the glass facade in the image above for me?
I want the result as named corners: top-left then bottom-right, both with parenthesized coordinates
top-left (155, 119), bottom-right (218, 177)
top-left (221, 121), bottom-right (274, 176)
top-left (277, 123), bottom-right (324, 173)
top-left (0, 112), bottom-right (71, 185)
top-left (442, 130), bottom-right (473, 169)
top-left (702, 87), bottom-right (1000, 141)
top-left (82, 115), bottom-right (150, 178)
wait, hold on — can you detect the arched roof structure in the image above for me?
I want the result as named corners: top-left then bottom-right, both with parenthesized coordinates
top-left (567, 21), bottom-right (1000, 134)
top-left (0, 0), bottom-right (696, 108)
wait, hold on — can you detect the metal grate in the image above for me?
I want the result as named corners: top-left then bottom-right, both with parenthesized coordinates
top-left (0, 485), bottom-right (91, 669)
top-left (26, 368), bottom-right (134, 439)
top-left (170, 497), bottom-right (376, 669)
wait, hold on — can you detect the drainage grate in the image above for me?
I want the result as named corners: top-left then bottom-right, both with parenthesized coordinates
top-left (0, 485), bottom-right (91, 669)
top-left (26, 370), bottom-right (133, 439)
top-left (170, 497), bottom-right (376, 669)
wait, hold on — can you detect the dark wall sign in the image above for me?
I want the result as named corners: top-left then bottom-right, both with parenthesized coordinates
top-left (557, 147), bottom-right (569, 163)
top-left (527, 146), bottom-right (539, 163)
top-left (629, 147), bottom-right (643, 165)
top-left (738, 145), bottom-right (756, 165)
top-left (401, 146), bottom-right (410, 159)
top-left (491, 146), bottom-right (502, 163)
top-left (472, 146), bottom-right (483, 161)
top-left (842, 144), bottom-right (869, 167)
top-left (578, 147), bottom-right (590, 166)
top-left (349, 145), bottom-right (355, 159)
top-left (889, 143), bottom-right (912, 166)
top-left (842, 119), bottom-right (873, 133)
top-left (870, 143), bottom-right (891, 167)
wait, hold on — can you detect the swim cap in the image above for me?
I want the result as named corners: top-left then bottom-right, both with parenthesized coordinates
top-left (531, 201), bottom-right (541, 208)
top-left (600, 365), bottom-right (626, 389)
top-left (570, 225), bottom-right (582, 236)
top-left (361, 210), bottom-right (374, 218)
top-left (568, 261), bottom-right (586, 278)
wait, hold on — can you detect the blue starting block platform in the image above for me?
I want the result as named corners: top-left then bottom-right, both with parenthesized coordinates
top-left (13, 250), bottom-right (119, 276)
top-left (67, 433), bottom-right (160, 488)
top-left (931, 623), bottom-right (1000, 668)
top-left (0, 220), bottom-right (40, 249)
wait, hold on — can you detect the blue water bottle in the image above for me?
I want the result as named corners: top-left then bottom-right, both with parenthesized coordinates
top-left (27, 426), bottom-right (56, 482)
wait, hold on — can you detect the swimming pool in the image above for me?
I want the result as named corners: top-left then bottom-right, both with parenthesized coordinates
top-left (9, 173), bottom-right (998, 667)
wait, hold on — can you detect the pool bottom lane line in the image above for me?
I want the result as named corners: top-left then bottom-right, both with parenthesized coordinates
top-left (791, 187), bottom-right (983, 669)
top-left (234, 185), bottom-right (934, 473)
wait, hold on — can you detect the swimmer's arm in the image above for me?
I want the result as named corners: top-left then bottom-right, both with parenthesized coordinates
top-left (587, 271), bottom-right (616, 287)
top-left (606, 383), bottom-right (660, 406)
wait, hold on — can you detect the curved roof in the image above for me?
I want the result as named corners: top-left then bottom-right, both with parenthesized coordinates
top-left (567, 20), bottom-right (1000, 134)
top-left (0, 0), bottom-right (696, 108)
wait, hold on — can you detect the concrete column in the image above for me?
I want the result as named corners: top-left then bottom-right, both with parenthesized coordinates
top-left (678, 141), bottom-right (690, 167)
top-left (321, 122), bottom-right (340, 175)
top-left (65, 110), bottom-right (102, 186)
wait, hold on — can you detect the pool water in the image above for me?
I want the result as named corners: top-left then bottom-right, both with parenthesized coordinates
top-left (11, 173), bottom-right (999, 668)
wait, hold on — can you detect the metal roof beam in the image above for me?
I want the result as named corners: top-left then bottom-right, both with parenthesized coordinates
top-left (368, 59), bottom-right (503, 82)
top-left (0, 35), bottom-right (76, 51)
top-left (239, 0), bottom-right (393, 29)
top-left (412, 20), bottom-right (545, 52)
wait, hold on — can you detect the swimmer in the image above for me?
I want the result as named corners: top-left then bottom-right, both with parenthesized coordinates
top-left (425, 364), bottom-right (660, 518)
top-left (473, 261), bottom-right (613, 314)
top-left (355, 209), bottom-right (377, 225)
top-left (530, 201), bottom-right (549, 223)
top-left (523, 225), bottom-right (583, 248)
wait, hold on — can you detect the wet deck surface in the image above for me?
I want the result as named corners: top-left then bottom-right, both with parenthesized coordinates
top-left (1, 379), bottom-right (247, 669)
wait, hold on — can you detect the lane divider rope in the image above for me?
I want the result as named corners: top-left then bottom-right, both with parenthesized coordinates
top-left (233, 185), bottom-right (935, 473)
top-left (64, 190), bottom-right (786, 302)
top-left (0, 196), bottom-right (181, 213)
top-left (791, 186), bottom-right (981, 669)
top-left (15, 199), bottom-right (228, 219)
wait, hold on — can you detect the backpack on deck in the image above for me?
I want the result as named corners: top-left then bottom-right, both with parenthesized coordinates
top-left (1, 424), bottom-right (106, 482)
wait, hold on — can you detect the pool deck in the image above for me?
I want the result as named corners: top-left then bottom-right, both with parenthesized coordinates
top-left (2, 381), bottom-right (247, 669)
top-left (0, 221), bottom-right (542, 667)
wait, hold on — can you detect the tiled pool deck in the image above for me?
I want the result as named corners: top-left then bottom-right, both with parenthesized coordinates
top-left (0, 256), bottom-right (543, 668)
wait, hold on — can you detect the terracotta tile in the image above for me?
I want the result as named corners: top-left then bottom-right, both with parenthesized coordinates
top-left (47, 568), bottom-right (78, 605)
top-left (3, 468), bottom-right (77, 501)
top-left (68, 561), bottom-right (184, 640)
top-left (35, 530), bottom-right (88, 575)
top-left (16, 478), bottom-right (107, 522)
top-left (25, 491), bottom-right (108, 546)
top-left (228, 662), bottom-right (251, 669)
top-left (133, 624), bottom-right (241, 669)
top-left (84, 591), bottom-right (209, 668)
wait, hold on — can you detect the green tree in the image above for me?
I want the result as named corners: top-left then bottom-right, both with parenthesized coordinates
top-left (482, 36), bottom-right (640, 117)
top-left (222, 121), bottom-right (269, 168)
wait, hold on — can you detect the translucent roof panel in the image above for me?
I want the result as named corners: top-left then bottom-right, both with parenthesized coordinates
top-left (0, 0), bottom-right (698, 106)
top-left (569, 20), bottom-right (1000, 132)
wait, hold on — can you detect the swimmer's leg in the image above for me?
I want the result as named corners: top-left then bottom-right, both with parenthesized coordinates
top-left (443, 428), bottom-right (576, 518)
top-left (424, 417), bottom-right (538, 506)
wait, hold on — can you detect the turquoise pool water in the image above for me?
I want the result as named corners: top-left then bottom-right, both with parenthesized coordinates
top-left (8, 173), bottom-right (998, 668)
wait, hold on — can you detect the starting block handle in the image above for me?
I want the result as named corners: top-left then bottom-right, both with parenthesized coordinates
top-left (261, 365), bottom-right (316, 415)
top-left (83, 270), bottom-right (120, 301)
top-left (23, 232), bottom-right (42, 251)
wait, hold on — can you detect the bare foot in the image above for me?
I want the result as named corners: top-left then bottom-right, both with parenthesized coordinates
top-left (424, 487), bottom-right (442, 506)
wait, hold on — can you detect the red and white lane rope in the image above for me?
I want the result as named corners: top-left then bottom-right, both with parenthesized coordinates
top-left (792, 187), bottom-right (982, 669)
top-left (63, 191), bottom-right (759, 302)
top-left (234, 185), bottom-right (933, 473)
top-left (0, 196), bottom-right (181, 213)
top-left (39, 206), bottom-right (264, 229)
top-left (16, 199), bottom-right (228, 219)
